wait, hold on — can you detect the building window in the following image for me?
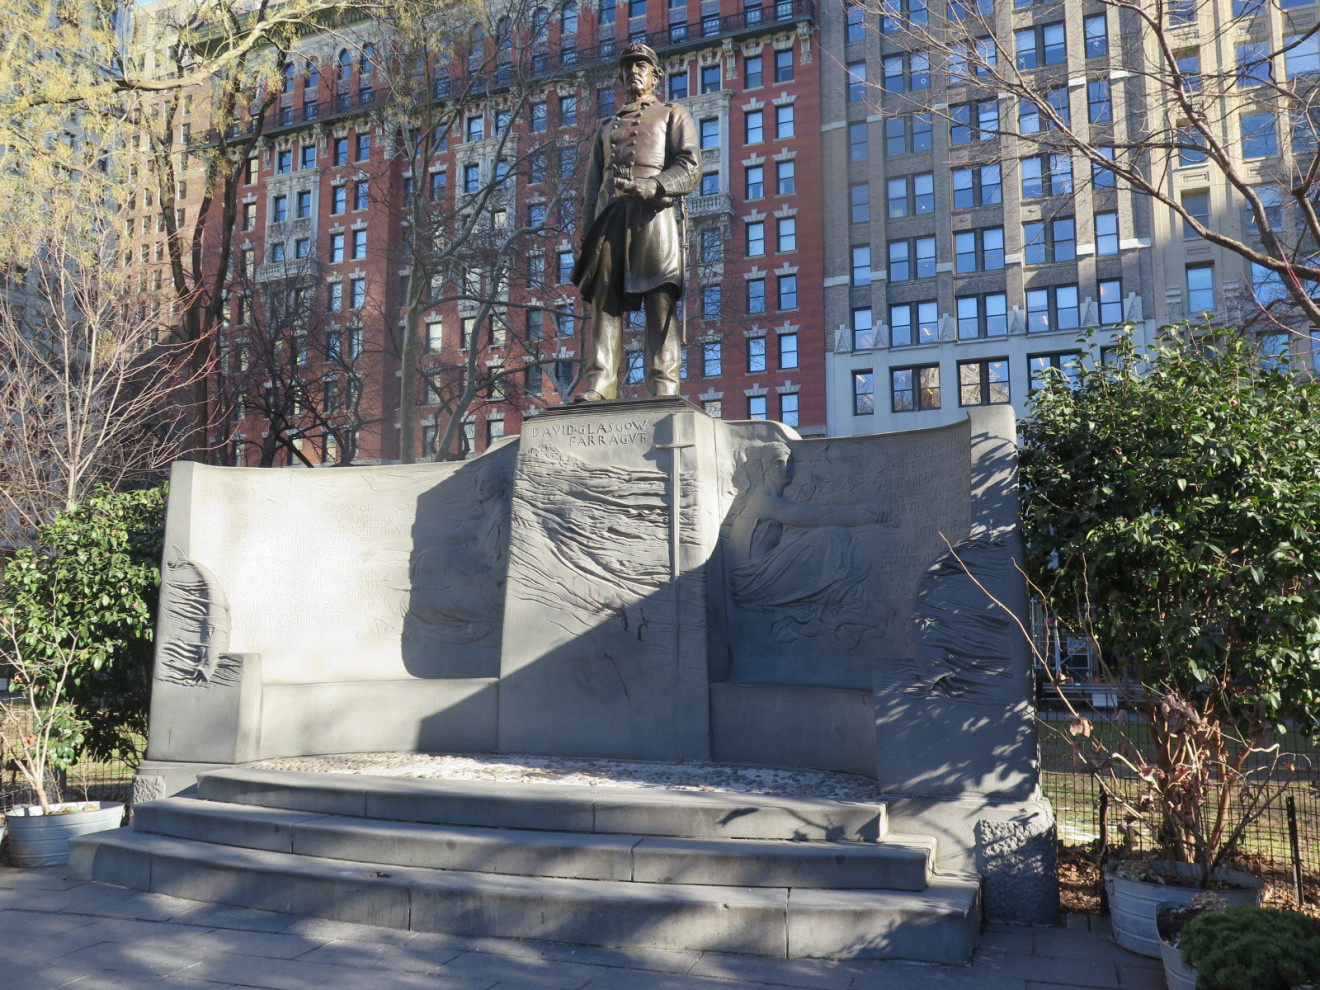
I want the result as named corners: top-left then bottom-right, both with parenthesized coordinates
top-left (882, 51), bottom-right (930, 92)
top-left (1176, 192), bottom-right (1209, 239)
top-left (1015, 23), bottom-right (1066, 69)
top-left (954, 227), bottom-right (1004, 273)
top-left (747, 221), bottom-right (765, 256)
top-left (356, 133), bottom-right (371, 161)
top-left (776, 160), bottom-right (795, 195)
top-left (887, 172), bottom-right (934, 218)
top-left (700, 65), bottom-right (721, 94)
top-left (703, 341), bottom-right (722, 376)
top-left (1246, 184), bottom-right (1283, 232)
top-left (772, 48), bottom-right (794, 84)
top-left (846, 3), bottom-right (866, 40)
top-left (745, 54), bottom-right (763, 88)
top-left (328, 281), bottom-right (344, 311)
top-left (850, 121), bottom-right (870, 161)
top-left (1169, 0), bottom-right (1195, 23)
top-left (775, 104), bottom-right (795, 139)
top-left (952, 164), bottom-right (1001, 208)
top-left (702, 285), bottom-right (722, 318)
top-left (1095, 212), bottom-right (1119, 255)
top-left (956, 293), bottom-right (1008, 339)
top-left (1240, 112), bottom-right (1278, 158)
top-left (464, 163), bottom-right (480, 192)
top-left (1084, 14), bottom-right (1107, 57)
top-left (851, 183), bottom-right (870, 223)
top-left (779, 392), bottom-right (799, 426)
top-left (1237, 41), bottom-right (1274, 88)
top-left (1092, 146), bottom-right (1116, 186)
top-left (1026, 285), bottom-right (1080, 333)
top-left (270, 242), bottom-right (286, 262)
top-left (1023, 217), bottom-right (1076, 264)
top-left (748, 336), bottom-right (767, 371)
top-left (351, 229), bottom-right (367, 260)
top-left (295, 238), bottom-right (310, 258)
top-left (669, 69), bottom-right (689, 100)
top-left (701, 172), bottom-right (719, 195)
top-left (700, 229), bottom-right (723, 262)
top-left (959, 359), bottom-right (1010, 406)
top-left (1021, 154), bottom-right (1072, 198)
top-left (778, 332), bottom-right (798, 369)
top-left (700, 117), bottom-right (719, 148)
top-left (271, 195), bottom-right (288, 223)
top-left (892, 364), bottom-right (940, 411)
top-left (852, 307), bottom-right (874, 349)
top-left (888, 236), bottom-right (936, 281)
top-left (890, 300), bottom-right (938, 347)
top-left (1186, 263), bottom-right (1214, 312)
top-left (777, 274), bottom-right (798, 309)
top-left (847, 61), bottom-right (867, 102)
top-left (332, 186), bottom-right (347, 214)
top-left (1285, 32), bottom-right (1320, 78)
top-left (777, 216), bottom-right (797, 252)
top-left (350, 277), bottom-right (366, 309)
top-left (746, 165), bottom-right (764, 199)
top-left (1099, 279), bottom-right (1123, 324)
top-left (1019, 87), bottom-right (1069, 132)
top-left (852, 245), bottom-right (871, 285)
top-left (354, 182), bottom-right (369, 210)
top-left (277, 149), bottom-right (293, 174)
top-left (853, 371), bottom-right (874, 415)
top-left (1029, 352), bottom-right (1082, 391)
top-left (885, 113), bottom-right (931, 156)
top-left (748, 394), bottom-right (767, 419)
top-left (330, 232), bottom-right (345, 263)
top-left (1087, 80), bottom-right (1111, 122)
top-left (301, 145), bottom-right (316, 170)
top-left (747, 278), bottom-right (767, 313)
top-left (950, 99), bottom-right (998, 144)
top-left (745, 109), bottom-right (764, 143)
top-left (296, 190), bottom-right (312, 218)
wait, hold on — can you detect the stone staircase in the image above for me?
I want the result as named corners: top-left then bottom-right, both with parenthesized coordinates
top-left (68, 767), bottom-right (981, 963)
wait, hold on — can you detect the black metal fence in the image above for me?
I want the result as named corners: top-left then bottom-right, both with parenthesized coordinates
top-left (1039, 719), bottom-right (1320, 890)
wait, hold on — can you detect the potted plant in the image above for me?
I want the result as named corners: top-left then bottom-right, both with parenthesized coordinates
top-left (1178, 905), bottom-right (1320, 989)
top-left (0, 489), bottom-right (162, 866)
top-left (1021, 327), bottom-right (1320, 954)
top-left (1156, 893), bottom-right (1227, 990)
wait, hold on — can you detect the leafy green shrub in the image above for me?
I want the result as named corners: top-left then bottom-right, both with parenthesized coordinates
top-left (1, 485), bottom-right (165, 768)
top-left (1022, 325), bottom-right (1320, 878)
top-left (1180, 905), bottom-right (1320, 990)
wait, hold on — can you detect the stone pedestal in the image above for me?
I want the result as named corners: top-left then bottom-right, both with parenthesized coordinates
top-left (497, 397), bottom-right (719, 761)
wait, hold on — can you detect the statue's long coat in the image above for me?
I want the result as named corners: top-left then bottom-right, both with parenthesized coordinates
top-left (571, 95), bottom-right (700, 308)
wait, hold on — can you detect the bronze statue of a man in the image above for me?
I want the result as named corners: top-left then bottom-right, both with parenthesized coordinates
top-left (570, 43), bottom-right (700, 401)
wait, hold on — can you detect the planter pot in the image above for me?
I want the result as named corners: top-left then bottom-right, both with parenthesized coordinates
top-left (5, 802), bottom-right (124, 867)
top-left (1160, 937), bottom-right (1198, 990)
top-left (1104, 860), bottom-right (1262, 957)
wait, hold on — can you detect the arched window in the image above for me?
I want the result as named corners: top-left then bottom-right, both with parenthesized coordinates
top-left (496, 16), bottom-right (513, 50)
top-left (337, 49), bottom-right (352, 82)
top-left (305, 61), bottom-right (319, 89)
top-left (282, 62), bottom-right (295, 94)
top-left (561, 2), bottom-right (578, 35)
top-left (360, 43), bottom-right (375, 76)
top-left (533, 7), bottom-right (550, 41)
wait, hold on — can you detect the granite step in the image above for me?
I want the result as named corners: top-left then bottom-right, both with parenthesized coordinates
top-left (69, 828), bottom-right (981, 962)
top-left (132, 796), bottom-right (935, 890)
top-left (194, 767), bottom-right (887, 842)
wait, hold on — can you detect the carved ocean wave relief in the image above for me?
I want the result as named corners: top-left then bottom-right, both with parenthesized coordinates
top-left (509, 445), bottom-right (671, 627)
top-left (156, 551), bottom-right (242, 686)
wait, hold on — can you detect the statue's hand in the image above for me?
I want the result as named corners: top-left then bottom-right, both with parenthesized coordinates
top-left (613, 176), bottom-right (663, 200)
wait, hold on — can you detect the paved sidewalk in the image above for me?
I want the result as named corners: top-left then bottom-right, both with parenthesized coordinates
top-left (0, 865), bottom-right (1163, 989)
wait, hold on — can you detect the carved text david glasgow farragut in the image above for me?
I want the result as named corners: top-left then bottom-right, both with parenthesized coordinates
top-left (527, 419), bottom-right (652, 448)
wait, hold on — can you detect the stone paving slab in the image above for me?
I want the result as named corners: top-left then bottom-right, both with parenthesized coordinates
top-left (0, 864), bottom-right (1165, 990)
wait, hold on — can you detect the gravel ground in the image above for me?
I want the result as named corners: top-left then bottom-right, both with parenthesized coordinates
top-left (249, 751), bottom-right (882, 802)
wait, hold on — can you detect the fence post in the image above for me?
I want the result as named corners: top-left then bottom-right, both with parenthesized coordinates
top-left (1287, 795), bottom-right (1305, 908)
